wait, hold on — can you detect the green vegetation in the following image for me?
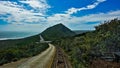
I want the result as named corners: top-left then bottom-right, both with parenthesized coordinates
top-left (0, 35), bottom-right (49, 65)
top-left (41, 23), bottom-right (76, 40)
top-left (53, 19), bottom-right (120, 68)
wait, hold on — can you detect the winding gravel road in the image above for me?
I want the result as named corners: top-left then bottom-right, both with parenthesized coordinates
top-left (0, 44), bottom-right (56, 68)
top-left (18, 44), bottom-right (55, 68)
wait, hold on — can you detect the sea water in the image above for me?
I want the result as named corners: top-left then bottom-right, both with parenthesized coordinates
top-left (0, 31), bottom-right (37, 40)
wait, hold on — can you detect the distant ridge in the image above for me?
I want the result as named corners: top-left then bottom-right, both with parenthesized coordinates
top-left (41, 23), bottom-right (76, 40)
top-left (73, 30), bottom-right (92, 34)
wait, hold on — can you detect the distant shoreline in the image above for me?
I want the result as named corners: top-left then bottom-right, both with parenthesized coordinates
top-left (0, 31), bottom-right (40, 41)
top-left (0, 37), bottom-right (25, 41)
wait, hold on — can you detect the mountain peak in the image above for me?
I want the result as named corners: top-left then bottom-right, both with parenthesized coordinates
top-left (53, 23), bottom-right (65, 27)
top-left (57, 23), bottom-right (64, 25)
top-left (41, 23), bottom-right (76, 40)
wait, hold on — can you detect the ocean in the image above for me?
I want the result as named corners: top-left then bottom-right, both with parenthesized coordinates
top-left (0, 31), bottom-right (38, 40)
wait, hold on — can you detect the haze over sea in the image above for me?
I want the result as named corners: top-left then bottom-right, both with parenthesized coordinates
top-left (0, 31), bottom-right (38, 40)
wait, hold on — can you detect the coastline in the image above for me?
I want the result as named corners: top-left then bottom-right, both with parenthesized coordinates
top-left (0, 37), bottom-right (25, 41)
top-left (0, 31), bottom-right (39, 41)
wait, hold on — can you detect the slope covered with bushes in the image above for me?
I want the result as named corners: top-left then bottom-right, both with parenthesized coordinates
top-left (53, 19), bottom-right (120, 68)
top-left (0, 35), bottom-right (49, 65)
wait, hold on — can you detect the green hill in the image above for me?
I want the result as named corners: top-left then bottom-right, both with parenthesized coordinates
top-left (41, 23), bottom-right (76, 40)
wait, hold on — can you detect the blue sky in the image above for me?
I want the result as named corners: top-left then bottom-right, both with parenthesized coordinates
top-left (0, 0), bottom-right (120, 32)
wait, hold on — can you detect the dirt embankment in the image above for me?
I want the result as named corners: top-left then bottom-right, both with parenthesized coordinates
top-left (52, 47), bottom-right (72, 68)
top-left (90, 59), bottom-right (120, 68)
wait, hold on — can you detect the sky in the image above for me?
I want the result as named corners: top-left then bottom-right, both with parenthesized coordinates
top-left (0, 0), bottom-right (120, 33)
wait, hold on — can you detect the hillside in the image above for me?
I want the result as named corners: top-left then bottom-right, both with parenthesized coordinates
top-left (53, 19), bottom-right (120, 68)
top-left (41, 23), bottom-right (76, 40)
top-left (0, 35), bottom-right (49, 65)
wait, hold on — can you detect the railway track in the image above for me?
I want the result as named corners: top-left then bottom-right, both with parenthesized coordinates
top-left (52, 47), bottom-right (72, 68)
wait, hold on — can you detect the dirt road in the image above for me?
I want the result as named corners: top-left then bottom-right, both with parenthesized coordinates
top-left (0, 44), bottom-right (56, 68)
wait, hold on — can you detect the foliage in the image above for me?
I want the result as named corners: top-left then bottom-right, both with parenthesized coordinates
top-left (0, 35), bottom-right (49, 65)
top-left (53, 19), bottom-right (120, 68)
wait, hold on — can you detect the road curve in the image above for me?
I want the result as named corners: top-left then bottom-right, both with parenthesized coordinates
top-left (18, 44), bottom-right (55, 68)
top-left (0, 44), bottom-right (55, 68)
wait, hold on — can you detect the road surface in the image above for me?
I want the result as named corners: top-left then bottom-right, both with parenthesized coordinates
top-left (0, 44), bottom-right (56, 68)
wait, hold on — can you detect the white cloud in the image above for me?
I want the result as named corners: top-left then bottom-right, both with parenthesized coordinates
top-left (97, 0), bottom-right (106, 2)
top-left (72, 10), bottom-right (120, 23)
top-left (45, 0), bottom-right (107, 26)
top-left (20, 0), bottom-right (50, 12)
top-left (66, 0), bottom-right (106, 14)
top-left (45, 10), bottom-right (120, 30)
top-left (0, 0), bottom-right (49, 25)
